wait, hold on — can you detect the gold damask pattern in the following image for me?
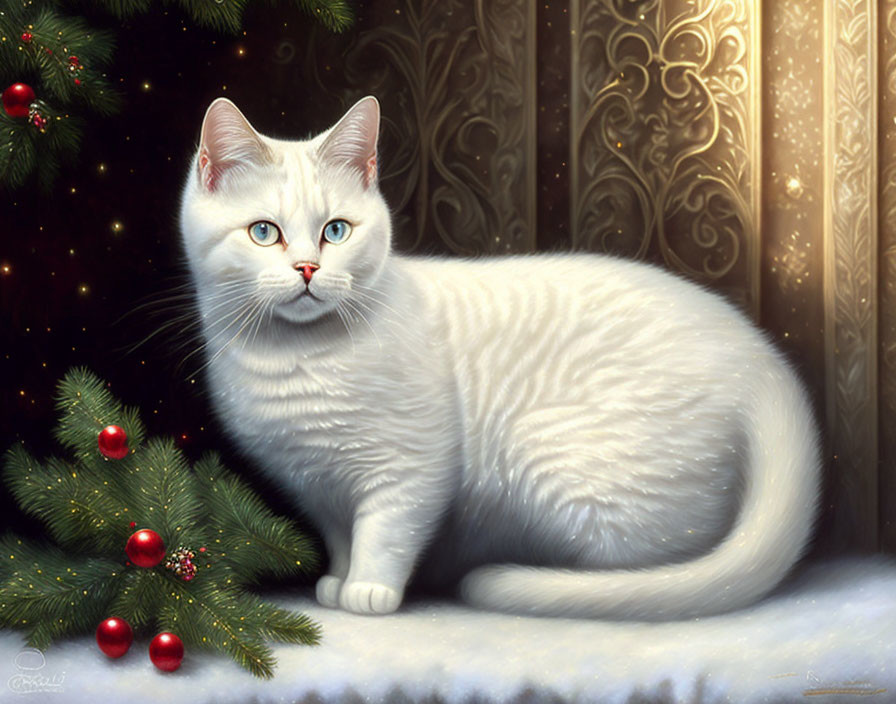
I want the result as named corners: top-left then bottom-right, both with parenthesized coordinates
top-left (824, 0), bottom-right (879, 550)
top-left (325, 0), bottom-right (536, 255)
top-left (570, 0), bottom-right (759, 316)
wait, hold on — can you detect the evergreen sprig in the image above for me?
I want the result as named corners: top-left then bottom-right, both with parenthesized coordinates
top-left (1, 367), bottom-right (321, 678)
top-left (195, 453), bottom-right (319, 586)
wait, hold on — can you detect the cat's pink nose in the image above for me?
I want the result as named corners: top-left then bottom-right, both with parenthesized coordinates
top-left (296, 262), bottom-right (319, 284)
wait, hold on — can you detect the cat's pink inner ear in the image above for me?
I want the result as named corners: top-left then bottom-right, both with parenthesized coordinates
top-left (319, 96), bottom-right (380, 189)
top-left (198, 98), bottom-right (270, 193)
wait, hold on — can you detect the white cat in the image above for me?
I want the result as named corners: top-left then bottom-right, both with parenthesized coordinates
top-left (179, 96), bottom-right (821, 620)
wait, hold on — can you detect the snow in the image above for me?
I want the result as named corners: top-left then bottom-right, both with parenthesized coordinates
top-left (0, 556), bottom-right (894, 704)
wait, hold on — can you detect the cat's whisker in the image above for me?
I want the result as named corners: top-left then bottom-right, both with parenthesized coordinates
top-left (207, 298), bottom-right (267, 367)
top-left (348, 286), bottom-right (427, 346)
top-left (223, 295), bottom-right (267, 350)
top-left (333, 301), bottom-right (358, 355)
top-left (341, 296), bottom-right (382, 351)
top-left (111, 291), bottom-right (198, 328)
top-left (346, 289), bottom-right (404, 328)
top-left (349, 282), bottom-right (407, 318)
top-left (349, 289), bottom-right (430, 349)
top-left (118, 293), bottom-right (196, 319)
top-left (177, 299), bottom-right (258, 375)
top-left (243, 296), bottom-right (275, 352)
top-left (200, 293), bottom-right (250, 318)
top-left (118, 315), bottom-right (203, 356)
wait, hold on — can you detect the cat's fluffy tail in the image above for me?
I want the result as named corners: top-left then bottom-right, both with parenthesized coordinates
top-left (459, 360), bottom-right (822, 620)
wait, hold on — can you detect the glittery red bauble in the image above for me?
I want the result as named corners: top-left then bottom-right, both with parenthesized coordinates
top-left (96, 617), bottom-right (133, 658)
top-left (149, 632), bottom-right (184, 672)
top-left (98, 424), bottom-right (129, 459)
top-left (2, 83), bottom-right (35, 119)
top-left (21, 32), bottom-right (32, 43)
top-left (125, 529), bottom-right (165, 568)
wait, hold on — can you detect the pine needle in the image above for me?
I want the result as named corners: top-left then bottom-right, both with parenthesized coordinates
top-left (195, 453), bottom-right (320, 584)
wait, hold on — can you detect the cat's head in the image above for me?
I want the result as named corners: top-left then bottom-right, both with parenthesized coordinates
top-left (180, 97), bottom-right (391, 327)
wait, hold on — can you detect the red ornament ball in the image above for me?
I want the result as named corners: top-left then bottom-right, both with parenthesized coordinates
top-left (96, 617), bottom-right (133, 658)
top-left (98, 424), bottom-right (129, 459)
top-left (2, 83), bottom-right (35, 119)
top-left (21, 32), bottom-right (32, 43)
top-left (125, 529), bottom-right (166, 568)
top-left (149, 632), bottom-right (184, 672)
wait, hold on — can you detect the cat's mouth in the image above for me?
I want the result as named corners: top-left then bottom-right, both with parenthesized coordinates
top-left (293, 289), bottom-right (321, 303)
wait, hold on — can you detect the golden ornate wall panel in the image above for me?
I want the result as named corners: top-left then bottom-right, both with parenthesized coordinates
top-left (570, 0), bottom-right (761, 317)
top-left (761, 1), bottom-right (829, 543)
top-left (880, 0), bottom-right (896, 552)
top-left (823, 0), bottom-right (879, 551)
top-left (310, 0), bottom-right (537, 255)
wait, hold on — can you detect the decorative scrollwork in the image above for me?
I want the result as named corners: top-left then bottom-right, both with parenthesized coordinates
top-left (571, 0), bottom-right (756, 307)
top-left (823, 0), bottom-right (878, 549)
top-left (311, 0), bottom-right (536, 255)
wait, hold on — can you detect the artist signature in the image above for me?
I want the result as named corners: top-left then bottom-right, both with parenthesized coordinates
top-left (770, 670), bottom-right (887, 697)
top-left (6, 649), bottom-right (65, 695)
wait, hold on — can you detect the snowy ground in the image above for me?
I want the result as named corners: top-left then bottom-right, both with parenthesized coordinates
top-left (0, 556), bottom-right (894, 704)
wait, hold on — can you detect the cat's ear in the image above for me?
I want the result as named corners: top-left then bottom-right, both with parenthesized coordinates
top-left (197, 98), bottom-right (271, 193)
top-left (318, 96), bottom-right (380, 189)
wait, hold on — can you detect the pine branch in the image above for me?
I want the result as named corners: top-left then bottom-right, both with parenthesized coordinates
top-left (25, 8), bottom-right (118, 105)
top-left (91, 0), bottom-right (153, 18)
top-left (0, 112), bottom-right (38, 189)
top-left (246, 594), bottom-right (321, 645)
top-left (194, 453), bottom-right (319, 585)
top-left (107, 568), bottom-right (169, 633)
top-left (53, 367), bottom-right (147, 460)
top-left (159, 576), bottom-right (278, 679)
top-left (130, 437), bottom-right (206, 549)
top-left (0, 536), bottom-right (123, 650)
top-left (3, 445), bottom-right (132, 553)
top-left (287, 0), bottom-right (353, 33)
top-left (169, 0), bottom-right (251, 34)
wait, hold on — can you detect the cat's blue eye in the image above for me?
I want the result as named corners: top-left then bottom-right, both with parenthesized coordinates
top-left (248, 221), bottom-right (282, 247)
top-left (322, 219), bottom-right (352, 245)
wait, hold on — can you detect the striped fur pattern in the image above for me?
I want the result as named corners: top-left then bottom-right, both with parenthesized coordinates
top-left (179, 97), bottom-right (822, 619)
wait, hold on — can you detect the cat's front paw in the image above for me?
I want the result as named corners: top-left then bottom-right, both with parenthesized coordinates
top-left (339, 581), bottom-right (402, 615)
top-left (315, 575), bottom-right (344, 608)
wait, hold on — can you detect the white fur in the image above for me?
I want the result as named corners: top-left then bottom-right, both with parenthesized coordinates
top-left (179, 97), bottom-right (822, 620)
